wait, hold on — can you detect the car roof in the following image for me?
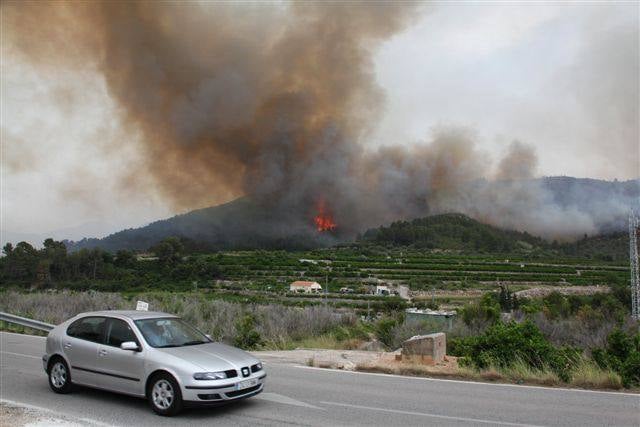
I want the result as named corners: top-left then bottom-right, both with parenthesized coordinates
top-left (74, 310), bottom-right (179, 320)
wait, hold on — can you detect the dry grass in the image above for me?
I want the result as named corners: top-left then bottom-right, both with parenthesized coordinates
top-left (353, 356), bottom-right (628, 391)
top-left (0, 290), bottom-right (356, 347)
top-left (569, 359), bottom-right (623, 390)
top-left (356, 362), bottom-right (483, 382)
top-left (483, 358), bottom-right (561, 386)
top-left (260, 331), bottom-right (365, 351)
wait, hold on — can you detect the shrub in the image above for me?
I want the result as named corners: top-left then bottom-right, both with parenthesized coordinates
top-left (233, 314), bottom-right (262, 349)
top-left (374, 317), bottom-right (397, 348)
top-left (592, 329), bottom-right (640, 388)
top-left (459, 293), bottom-right (500, 333)
top-left (450, 320), bottom-right (579, 382)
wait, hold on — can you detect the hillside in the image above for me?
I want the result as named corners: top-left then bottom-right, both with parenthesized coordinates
top-left (558, 232), bottom-right (629, 261)
top-left (359, 213), bottom-right (547, 252)
top-left (360, 213), bottom-right (630, 260)
top-left (66, 198), bottom-right (338, 252)
top-left (61, 177), bottom-right (638, 253)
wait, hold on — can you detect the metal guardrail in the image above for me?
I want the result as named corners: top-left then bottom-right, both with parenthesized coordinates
top-left (0, 312), bottom-right (54, 332)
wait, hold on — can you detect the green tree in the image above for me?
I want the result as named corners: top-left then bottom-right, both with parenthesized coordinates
top-left (42, 238), bottom-right (68, 280)
top-left (498, 284), bottom-right (513, 311)
top-left (3, 241), bottom-right (39, 281)
top-left (152, 237), bottom-right (184, 266)
top-left (3, 242), bottom-right (13, 256)
top-left (114, 250), bottom-right (136, 268)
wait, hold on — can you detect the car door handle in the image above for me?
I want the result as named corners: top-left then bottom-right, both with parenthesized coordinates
top-left (99, 349), bottom-right (108, 356)
top-left (63, 343), bottom-right (72, 349)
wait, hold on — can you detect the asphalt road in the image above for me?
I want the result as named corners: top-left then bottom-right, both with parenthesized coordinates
top-left (1, 331), bottom-right (638, 426)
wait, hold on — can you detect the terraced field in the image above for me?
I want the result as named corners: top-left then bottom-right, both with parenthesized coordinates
top-left (207, 248), bottom-right (628, 309)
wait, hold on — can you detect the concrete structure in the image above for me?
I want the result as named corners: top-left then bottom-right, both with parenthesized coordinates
top-left (375, 285), bottom-right (390, 295)
top-left (404, 308), bottom-right (456, 330)
top-left (289, 280), bottom-right (322, 293)
top-left (399, 333), bottom-right (446, 364)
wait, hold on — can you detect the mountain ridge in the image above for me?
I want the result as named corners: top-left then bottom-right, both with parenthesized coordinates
top-left (49, 176), bottom-right (640, 252)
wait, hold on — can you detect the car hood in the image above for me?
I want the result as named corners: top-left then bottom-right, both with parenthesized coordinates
top-left (156, 342), bottom-right (257, 372)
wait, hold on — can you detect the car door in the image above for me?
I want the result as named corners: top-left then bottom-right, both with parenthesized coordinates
top-left (64, 316), bottom-right (106, 386)
top-left (97, 317), bottom-right (145, 395)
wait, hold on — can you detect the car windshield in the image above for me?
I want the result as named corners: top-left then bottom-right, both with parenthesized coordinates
top-left (135, 318), bottom-right (211, 348)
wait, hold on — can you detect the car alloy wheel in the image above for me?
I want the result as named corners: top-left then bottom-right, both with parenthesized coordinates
top-left (152, 379), bottom-right (174, 410)
top-left (51, 362), bottom-right (67, 388)
top-left (48, 358), bottom-right (72, 394)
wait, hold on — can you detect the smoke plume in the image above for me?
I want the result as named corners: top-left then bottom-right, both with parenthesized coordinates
top-left (3, 1), bottom-right (638, 241)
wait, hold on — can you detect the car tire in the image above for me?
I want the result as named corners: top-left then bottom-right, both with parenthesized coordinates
top-left (48, 357), bottom-right (72, 394)
top-left (147, 373), bottom-right (183, 416)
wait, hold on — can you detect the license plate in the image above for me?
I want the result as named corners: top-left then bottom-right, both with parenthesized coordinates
top-left (237, 378), bottom-right (258, 390)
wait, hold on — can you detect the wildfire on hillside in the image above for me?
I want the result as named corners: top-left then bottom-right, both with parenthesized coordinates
top-left (314, 199), bottom-right (337, 232)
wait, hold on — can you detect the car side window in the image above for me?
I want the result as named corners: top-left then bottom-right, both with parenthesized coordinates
top-left (66, 317), bottom-right (106, 343)
top-left (105, 318), bottom-right (139, 348)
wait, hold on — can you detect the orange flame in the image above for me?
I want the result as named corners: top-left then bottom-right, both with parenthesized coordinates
top-left (314, 200), bottom-right (337, 232)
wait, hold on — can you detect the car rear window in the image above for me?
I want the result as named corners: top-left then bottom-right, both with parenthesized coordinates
top-left (66, 316), bottom-right (106, 343)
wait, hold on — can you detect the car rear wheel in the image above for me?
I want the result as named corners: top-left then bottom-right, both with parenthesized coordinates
top-left (148, 373), bottom-right (183, 416)
top-left (48, 357), bottom-right (72, 394)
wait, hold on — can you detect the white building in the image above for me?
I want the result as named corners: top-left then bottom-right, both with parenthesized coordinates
top-left (290, 281), bottom-right (323, 293)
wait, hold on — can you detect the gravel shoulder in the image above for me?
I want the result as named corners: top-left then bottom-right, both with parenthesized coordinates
top-left (0, 401), bottom-right (92, 427)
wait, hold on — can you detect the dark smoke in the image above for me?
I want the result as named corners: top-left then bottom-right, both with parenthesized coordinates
top-left (3, 1), bottom-right (638, 241)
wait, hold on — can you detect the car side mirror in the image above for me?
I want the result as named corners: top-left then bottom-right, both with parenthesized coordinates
top-left (121, 341), bottom-right (140, 351)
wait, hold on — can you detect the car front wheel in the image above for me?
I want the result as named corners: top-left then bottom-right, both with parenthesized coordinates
top-left (48, 357), bottom-right (72, 394)
top-left (148, 373), bottom-right (183, 416)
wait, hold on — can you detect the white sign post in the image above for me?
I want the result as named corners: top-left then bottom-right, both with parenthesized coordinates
top-left (136, 300), bottom-right (149, 311)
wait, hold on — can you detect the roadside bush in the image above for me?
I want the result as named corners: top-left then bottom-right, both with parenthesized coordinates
top-left (449, 320), bottom-right (580, 382)
top-left (233, 314), bottom-right (262, 349)
top-left (374, 317), bottom-right (398, 348)
top-left (459, 293), bottom-right (500, 333)
top-left (592, 329), bottom-right (640, 388)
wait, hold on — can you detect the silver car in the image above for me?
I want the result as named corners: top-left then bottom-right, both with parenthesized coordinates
top-left (42, 310), bottom-right (265, 416)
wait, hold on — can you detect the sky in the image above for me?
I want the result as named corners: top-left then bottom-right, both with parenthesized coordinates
top-left (1, 1), bottom-right (639, 243)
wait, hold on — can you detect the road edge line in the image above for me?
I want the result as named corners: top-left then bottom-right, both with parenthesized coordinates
top-left (295, 365), bottom-right (640, 397)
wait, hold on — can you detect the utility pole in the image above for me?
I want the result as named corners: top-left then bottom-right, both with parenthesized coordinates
top-left (630, 210), bottom-right (639, 321)
top-left (324, 267), bottom-right (329, 305)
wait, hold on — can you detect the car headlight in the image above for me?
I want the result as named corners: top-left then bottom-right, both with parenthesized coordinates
top-left (255, 362), bottom-right (262, 370)
top-left (193, 371), bottom-right (228, 380)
